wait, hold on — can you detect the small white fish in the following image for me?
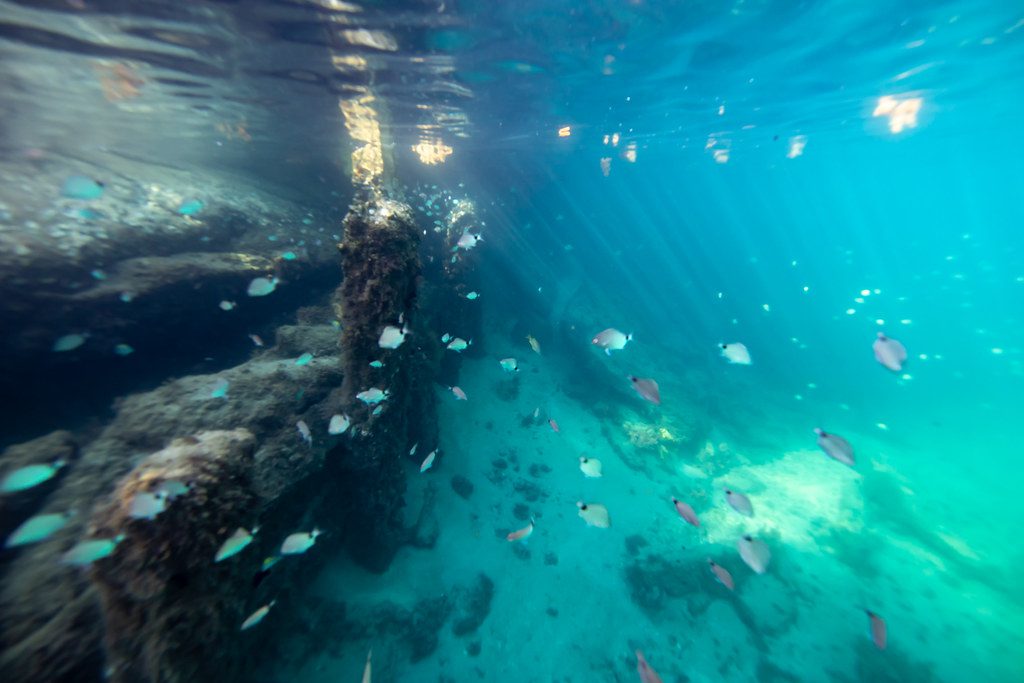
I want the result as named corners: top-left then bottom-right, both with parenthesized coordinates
top-left (441, 333), bottom-right (451, 343)
top-left (280, 528), bottom-right (322, 555)
top-left (219, 300), bottom-right (236, 311)
top-left (378, 324), bottom-right (409, 349)
top-left (591, 328), bottom-right (632, 355)
top-left (246, 276), bottom-right (278, 297)
top-left (446, 337), bottom-right (471, 352)
top-left (52, 333), bottom-right (87, 352)
top-left (155, 480), bottom-right (192, 500)
top-left (215, 526), bottom-right (258, 562)
top-left (450, 386), bottom-right (467, 400)
top-left (1, 459), bottom-right (66, 493)
top-left (328, 414), bottom-right (351, 435)
top-left (579, 456), bottom-right (602, 478)
top-left (296, 420), bottom-right (312, 446)
top-left (210, 378), bottom-right (229, 399)
top-left (61, 534), bottom-right (126, 567)
top-left (721, 343), bottom-right (752, 365)
top-left (362, 649), bottom-right (372, 683)
top-left (420, 450), bottom-right (437, 473)
top-left (248, 334), bottom-right (265, 347)
top-left (295, 353), bottom-right (313, 366)
top-left (114, 344), bottom-right (134, 356)
top-left (356, 388), bottom-right (389, 404)
top-left (738, 535), bottom-right (771, 574)
top-left (499, 357), bottom-right (519, 373)
top-left (814, 427), bottom-right (855, 466)
top-left (463, 291), bottom-right (480, 300)
top-left (128, 491), bottom-right (168, 520)
top-left (873, 332), bottom-right (907, 372)
top-left (369, 360), bottom-right (385, 368)
top-left (576, 501), bottom-right (611, 528)
top-left (409, 443), bottom-right (418, 455)
top-left (708, 559), bottom-right (735, 591)
top-left (672, 497), bottom-right (701, 527)
top-left (456, 232), bottom-right (483, 250)
top-left (4, 511), bottom-right (72, 548)
top-left (371, 405), bottom-right (383, 416)
top-left (724, 488), bottom-right (754, 516)
top-left (240, 600), bottom-right (276, 630)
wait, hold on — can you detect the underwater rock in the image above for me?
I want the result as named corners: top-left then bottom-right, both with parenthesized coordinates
top-left (624, 554), bottom-right (708, 616)
top-left (89, 429), bottom-right (258, 683)
top-left (332, 196), bottom-right (437, 572)
top-left (451, 573), bottom-right (494, 637)
top-left (406, 596), bottom-right (453, 662)
top-left (273, 324), bottom-right (340, 357)
top-left (0, 329), bottom-right (346, 683)
top-left (512, 478), bottom-right (547, 502)
top-left (407, 485), bottom-right (441, 550)
top-left (0, 154), bottom-right (343, 440)
top-left (450, 474), bottom-right (474, 499)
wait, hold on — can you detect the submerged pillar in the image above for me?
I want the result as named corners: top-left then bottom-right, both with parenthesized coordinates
top-left (333, 196), bottom-right (433, 571)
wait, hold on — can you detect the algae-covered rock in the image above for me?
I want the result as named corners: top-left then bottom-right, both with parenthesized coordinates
top-left (89, 429), bottom-right (258, 683)
top-left (0, 325), bottom-right (344, 683)
top-left (331, 197), bottom-right (432, 572)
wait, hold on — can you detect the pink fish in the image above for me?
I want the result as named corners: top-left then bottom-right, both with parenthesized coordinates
top-left (548, 418), bottom-right (560, 433)
top-left (865, 610), bottom-right (887, 650)
top-left (671, 497), bottom-right (700, 527)
top-left (724, 488), bottom-right (754, 516)
top-left (450, 386), bottom-right (467, 400)
top-left (873, 332), bottom-right (907, 372)
top-left (628, 376), bottom-right (661, 405)
top-left (635, 650), bottom-right (663, 683)
top-left (814, 428), bottom-right (855, 466)
top-left (708, 559), bottom-right (735, 590)
top-left (507, 518), bottom-right (534, 542)
top-left (248, 334), bottom-right (264, 347)
top-left (737, 535), bottom-right (771, 574)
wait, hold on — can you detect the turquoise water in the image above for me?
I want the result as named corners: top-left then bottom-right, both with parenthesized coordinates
top-left (1, 0), bottom-right (1023, 681)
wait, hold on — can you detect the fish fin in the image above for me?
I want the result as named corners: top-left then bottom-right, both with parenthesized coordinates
top-left (605, 348), bottom-right (611, 356)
